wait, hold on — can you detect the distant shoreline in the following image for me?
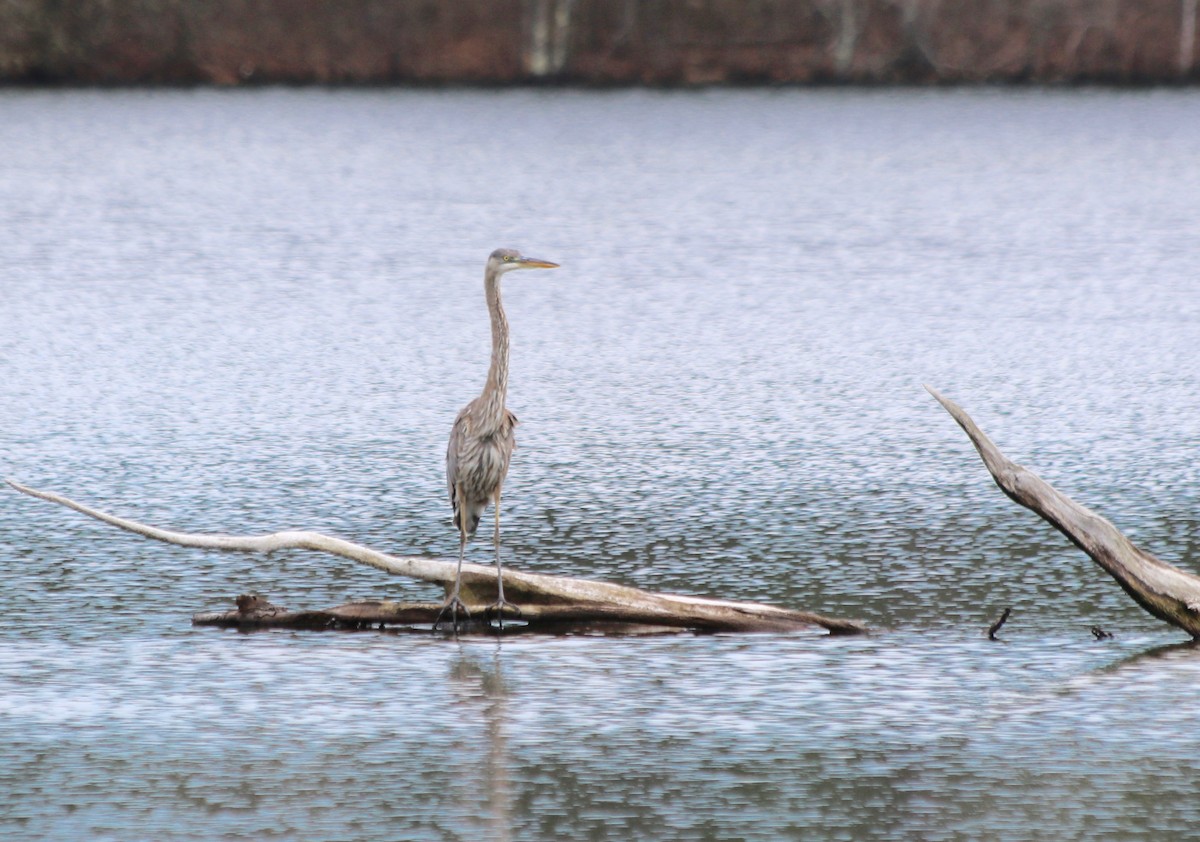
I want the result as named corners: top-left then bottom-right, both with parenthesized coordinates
top-left (2, 0), bottom-right (1197, 87)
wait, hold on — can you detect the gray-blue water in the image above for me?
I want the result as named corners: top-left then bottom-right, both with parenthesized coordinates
top-left (2, 88), bottom-right (1199, 840)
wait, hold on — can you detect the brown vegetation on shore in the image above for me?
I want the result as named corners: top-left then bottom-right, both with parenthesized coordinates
top-left (1, 0), bottom-right (1196, 86)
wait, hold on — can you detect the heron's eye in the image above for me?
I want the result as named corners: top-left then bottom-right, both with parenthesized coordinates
top-left (504, 256), bottom-right (515, 262)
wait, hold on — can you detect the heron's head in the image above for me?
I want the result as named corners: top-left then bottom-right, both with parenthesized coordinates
top-left (488, 248), bottom-right (560, 275)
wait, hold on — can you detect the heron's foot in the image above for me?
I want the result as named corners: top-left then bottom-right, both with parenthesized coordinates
top-left (432, 596), bottom-right (471, 634)
top-left (483, 598), bottom-right (523, 631)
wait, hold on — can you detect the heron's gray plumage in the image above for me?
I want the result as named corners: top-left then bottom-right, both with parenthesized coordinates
top-left (437, 247), bottom-right (558, 631)
top-left (446, 402), bottom-right (517, 538)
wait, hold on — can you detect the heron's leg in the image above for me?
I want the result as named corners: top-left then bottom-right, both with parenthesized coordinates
top-left (433, 522), bottom-right (471, 634)
top-left (494, 498), bottom-right (505, 604)
top-left (485, 488), bottom-right (521, 629)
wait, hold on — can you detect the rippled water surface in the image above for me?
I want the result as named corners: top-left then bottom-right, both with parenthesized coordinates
top-left (2, 88), bottom-right (1200, 840)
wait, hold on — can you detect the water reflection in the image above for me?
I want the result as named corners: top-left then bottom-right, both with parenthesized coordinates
top-left (1093, 638), bottom-right (1200, 676)
top-left (448, 644), bottom-right (512, 842)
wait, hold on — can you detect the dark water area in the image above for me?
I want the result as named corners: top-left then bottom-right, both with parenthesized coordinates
top-left (2, 88), bottom-right (1199, 840)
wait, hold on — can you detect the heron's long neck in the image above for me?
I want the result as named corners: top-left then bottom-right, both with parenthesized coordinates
top-left (479, 267), bottom-right (509, 429)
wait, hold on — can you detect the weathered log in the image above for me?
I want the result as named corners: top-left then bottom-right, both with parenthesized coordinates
top-left (6, 479), bottom-right (868, 635)
top-left (928, 386), bottom-right (1200, 639)
top-left (192, 594), bottom-right (803, 635)
top-left (193, 594), bottom-right (446, 632)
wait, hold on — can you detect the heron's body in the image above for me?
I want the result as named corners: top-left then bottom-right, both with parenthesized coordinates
top-left (446, 402), bottom-right (517, 539)
top-left (438, 248), bottom-right (558, 631)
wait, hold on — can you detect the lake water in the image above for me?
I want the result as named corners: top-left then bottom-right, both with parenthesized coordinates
top-left (2, 87), bottom-right (1199, 840)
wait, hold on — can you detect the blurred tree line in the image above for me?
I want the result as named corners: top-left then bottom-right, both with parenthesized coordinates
top-left (1, 0), bottom-right (1196, 84)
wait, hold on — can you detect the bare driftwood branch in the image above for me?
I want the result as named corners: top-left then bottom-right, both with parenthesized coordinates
top-left (6, 479), bottom-right (867, 635)
top-left (927, 386), bottom-right (1200, 639)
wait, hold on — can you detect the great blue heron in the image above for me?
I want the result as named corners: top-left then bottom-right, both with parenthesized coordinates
top-left (437, 248), bottom-right (560, 632)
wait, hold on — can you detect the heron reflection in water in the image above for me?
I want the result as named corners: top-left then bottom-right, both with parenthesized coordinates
top-left (436, 248), bottom-right (559, 633)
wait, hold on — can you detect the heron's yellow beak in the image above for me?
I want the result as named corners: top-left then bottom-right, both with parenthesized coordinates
top-left (518, 257), bottom-right (559, 269)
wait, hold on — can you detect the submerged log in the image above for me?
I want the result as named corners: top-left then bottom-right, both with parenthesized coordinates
top-left (6, 479), bottom-right (867, 636)
top-left (928, 386), bottom-right (1200, 639)
top-left (192, 594), bottom-right (793, 636)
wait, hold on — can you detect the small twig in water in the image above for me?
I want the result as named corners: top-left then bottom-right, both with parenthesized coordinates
top-left (987, 607), bottom-right (1012, 640)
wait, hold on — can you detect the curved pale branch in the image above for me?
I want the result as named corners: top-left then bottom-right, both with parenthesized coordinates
top-left (6, 479), bottom-right (452, 580)
top-left (927, 386), bottom-right (1200, 638)
top-left (5, 479), bottom-right (867, 635)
